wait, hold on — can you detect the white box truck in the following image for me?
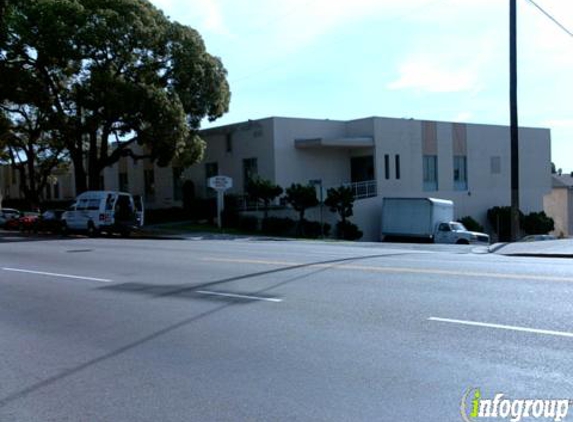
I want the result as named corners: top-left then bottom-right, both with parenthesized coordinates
top-left (381, 197), bottom-right (489, 244)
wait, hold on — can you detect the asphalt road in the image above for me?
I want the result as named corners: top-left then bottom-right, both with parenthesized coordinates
top-left (1, 232), bottom-right (573, 421)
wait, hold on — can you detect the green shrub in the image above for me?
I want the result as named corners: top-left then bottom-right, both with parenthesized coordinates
top-left (336, 221), bottom-right (363, 240)
top-left (301, 220), bottom-right (331, 239)
top-left (487, 206), bottom-right (524, 242)
top-left (238, 215), bottom-right (258, 232)
top-left (261, 217), bottom-right (296, 236)
top-left (522, 211), bottom-right (554, 235)
top-left (457, 216), bottom-right (484, 233)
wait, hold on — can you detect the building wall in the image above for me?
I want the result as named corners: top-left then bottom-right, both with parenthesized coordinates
top-left (185, 118), bottom-right (276, 198)
top-left (272, 117), bottom-right (352, 189)
top-left (544, 188), bottom-right (569, 237)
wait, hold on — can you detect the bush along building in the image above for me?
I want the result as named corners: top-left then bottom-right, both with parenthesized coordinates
top-left (1, 116), bottom-right (552, 241)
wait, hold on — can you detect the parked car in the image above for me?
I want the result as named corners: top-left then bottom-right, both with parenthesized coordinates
top-left (15, 212), bottom-right (40, 232)
top-left (0, 208), bottom-right (21, 228)
top-left (62, 191), bottom-right (144, 237)
top-left (34, 209), bottom-right (66, 233)
top-left (520, 234), bottom-right (557, 242)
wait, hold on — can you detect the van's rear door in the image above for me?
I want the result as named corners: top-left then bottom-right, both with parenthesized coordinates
top-left (133, 195), bottom-right (144, 227)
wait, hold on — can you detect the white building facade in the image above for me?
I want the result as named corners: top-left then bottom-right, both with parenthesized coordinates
top-left (189, 116), bottom-right (551, 240)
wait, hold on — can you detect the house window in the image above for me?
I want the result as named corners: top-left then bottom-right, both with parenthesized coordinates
top-left (384, 155), bottom-right (390, 180)
top-left (226, 133), bottom-right (233, 153)
top-left (243, 158), bottom-right (258, 190)
top-left (173, 167), bottom-right (183, 201)
top-left (395, 155), bottom-right (401, 180)
top-left (119, 172), bottom-right (129, 192)
top-left (453, 156), bottom-right (468, 190)
top-left (53, 182), bottom-right (60, 199)
top-left (144, 169), bottom-right (155, 202)
top-left (205, 162), bottom-right (218, 181)
top-left (423, 155), bottom-right (438, 191)
top-left (491, 156), bottom-right (501, 174)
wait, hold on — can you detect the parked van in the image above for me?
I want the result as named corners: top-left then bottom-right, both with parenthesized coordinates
top-left (62, 191), bottom-right (144, 236)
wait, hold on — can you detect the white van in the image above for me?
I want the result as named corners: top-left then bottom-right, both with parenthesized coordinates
top-left (62, 191), bottom-right (144, 237)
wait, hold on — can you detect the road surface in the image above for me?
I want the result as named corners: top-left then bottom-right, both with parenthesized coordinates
top-left (1, 233), bottom-right (572, 421)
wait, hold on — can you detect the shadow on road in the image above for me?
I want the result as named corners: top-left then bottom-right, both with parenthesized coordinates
top-left (0, 252), bottom-right (403, 408)
top-left (98, 252), bottom-right (410, 302)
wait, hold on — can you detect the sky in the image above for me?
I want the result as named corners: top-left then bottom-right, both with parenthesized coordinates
top-left (149, 0), bottom-right (573, 172)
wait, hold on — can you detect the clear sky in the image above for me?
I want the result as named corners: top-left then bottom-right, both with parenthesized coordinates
top-left (149, 0), bottom-right (573, 172)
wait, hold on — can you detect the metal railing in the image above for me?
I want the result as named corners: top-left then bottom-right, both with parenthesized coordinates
top-left (342, 180), bottom-right (377, 199)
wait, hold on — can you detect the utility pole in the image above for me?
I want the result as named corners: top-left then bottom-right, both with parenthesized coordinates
top-left (510, 0), bottom-right (520, 241)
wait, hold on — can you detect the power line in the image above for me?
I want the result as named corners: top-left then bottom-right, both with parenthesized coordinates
top-left (524, 0), bottom-right (573, 38)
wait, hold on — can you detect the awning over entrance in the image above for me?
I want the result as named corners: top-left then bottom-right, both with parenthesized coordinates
top-left (294, 137), bottom-right (374, 149)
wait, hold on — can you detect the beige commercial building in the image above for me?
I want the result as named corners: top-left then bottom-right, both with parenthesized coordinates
top-left (1, 116), bottom-right (552, 241)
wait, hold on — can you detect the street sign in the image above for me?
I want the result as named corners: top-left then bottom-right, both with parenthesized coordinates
top-left (208, 175), bottom-right (233, 191)
top-left (207, 176), bottom-right (233, 229)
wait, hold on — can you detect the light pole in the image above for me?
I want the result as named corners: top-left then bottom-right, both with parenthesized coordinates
top-left (510, 0), bottom-right (520, 241)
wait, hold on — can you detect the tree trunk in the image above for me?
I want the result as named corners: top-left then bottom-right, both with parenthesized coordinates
top-left (71, 146), bottom-right (87, 194)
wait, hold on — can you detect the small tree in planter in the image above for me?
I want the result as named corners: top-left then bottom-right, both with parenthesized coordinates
top-left (246, 176), bottom-right (283, 218)
top-left (285, 183), bottom-right (318, 235)
top-left (325, 186), bottom-right (362, 240)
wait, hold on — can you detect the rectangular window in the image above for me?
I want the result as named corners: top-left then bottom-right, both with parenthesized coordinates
top-left (205, 162), bottom-right (218, 180)
top-left (53, 182), bottom-right (60, 199)
top-left (395, 155), bottom-right (401, 180)
top-left (453, 156), bottom-right (468, 190)
top-left (491, 156), bottom-right (501, 174)
top-left (423, 155), bottom-right (438, 191)
top-left (119, 172), bottom-right (129, 192)
top-left (173, 167), bottom-right (183, 201)
top-left (243, 158), bottom-right (258, 190)
top-left (226, 133), bottom-right (233, 153)
top-left (144, 169), bottom-right (155, 202)
top-left (384, 154), bottom-right (390, 180)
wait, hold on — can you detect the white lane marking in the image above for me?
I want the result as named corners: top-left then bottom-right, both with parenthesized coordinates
top-left (195, 290), bottom-right (282, 303)
top-left (1, 267), bottom-right (113, 283)
top-left (428, 317), bottom-right (573, 339)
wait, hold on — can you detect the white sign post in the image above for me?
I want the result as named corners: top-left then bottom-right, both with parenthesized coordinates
top-left (207, 176), bottom-right (233, 229)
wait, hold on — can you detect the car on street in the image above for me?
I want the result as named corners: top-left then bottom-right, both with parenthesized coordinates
top-left (0, 208), bottom-right (21, 228)
top-left (5, 211), bottom-right (40, 231)
top-left (33, 209), bottom-right (66, 233)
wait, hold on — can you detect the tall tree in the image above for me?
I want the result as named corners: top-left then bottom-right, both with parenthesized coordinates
top-left (0, 107), bottom-right (67, 208)
top-left (0, 0), bottom-right (230, 192)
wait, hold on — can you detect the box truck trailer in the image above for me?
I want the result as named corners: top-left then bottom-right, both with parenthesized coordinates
top-left (381, 197), bottom-right (489, 244)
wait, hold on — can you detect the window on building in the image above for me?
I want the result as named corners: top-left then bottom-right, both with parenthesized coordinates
top-left (173, 167), bottom-right (183, 201)
top-left (384, 155), bottom-right (390, 180)
top-left (453, 156), bottom-right (468, 191)
top-left (53, 182), bottom-right (60, 199)
top-left (243, 158), bottom-right (258, 190)
top-left (144, 169), bottom-right (155, 202)
top-left (226, 133), bottom-right (233, 153)
top-left (491, 156), bottom-right (501, 174)
top-left (423, 155), bottom-right (438, 191)
top-left (395, 155), bottom-right (401, 180)
top-left (119, 172), bottom-right (129, 192)
top-left (205, 162), bottom-right (218, 181)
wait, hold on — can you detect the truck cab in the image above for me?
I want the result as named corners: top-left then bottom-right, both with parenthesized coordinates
top-left (434, 222), bottom-right (490, 245)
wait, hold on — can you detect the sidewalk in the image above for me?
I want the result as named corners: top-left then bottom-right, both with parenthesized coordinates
top-left (490, 238), bottom-right (573, 258)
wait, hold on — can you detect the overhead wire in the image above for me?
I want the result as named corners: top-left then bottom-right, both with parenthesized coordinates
top-left (524, 0), bottom-right (573, 38)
